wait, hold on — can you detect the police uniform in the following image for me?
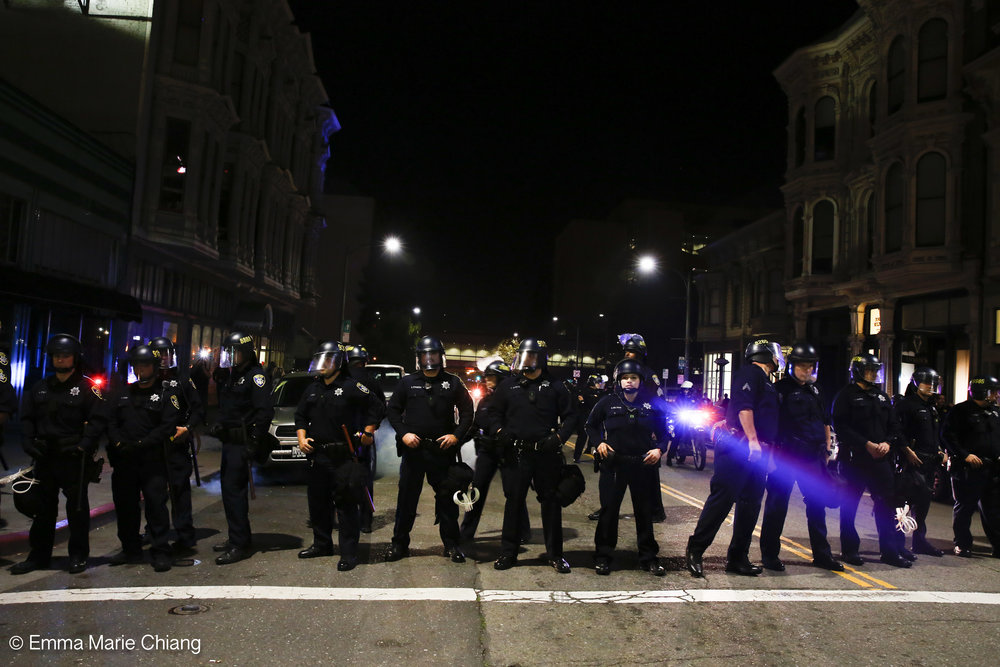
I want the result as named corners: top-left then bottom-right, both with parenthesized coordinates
top-left (894, 389), bottom-right (945, 554)
top-left (459, 386), bottom-right (530, 542)
top-left (215, 360), bottom-right (273, 555)
top-left (0, 350), bottom-right (16, 524)
top-left (488, 373), bottom-right (576, 568)
top-left (572, 379), bottom-right (602, 460)
top-left (831, 382), bottom-right (906, 564)
top-left (348, 364), bottom-right (386, 531)
top-left (688, 362), bottom-right (777, 573)
top-left (107, 376), bottom-right (183, 569)
top-left (158, 370), bottom-right (204, 549)
top-left (586, 389), bottom-right (668, 571)
top-left (940, 399), bottom-right (1000, 556)
top-left (18, 369), bottom-right (106, 571)
top-left (295, 373), bottom-right (382, 566)
top-left (386, 369), bottom-right (474, 555)
top-left (760, 376), bottom-right (837, 568)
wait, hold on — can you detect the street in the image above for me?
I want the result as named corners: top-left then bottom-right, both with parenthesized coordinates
top-left (1, 437), bottom-right (999, 666)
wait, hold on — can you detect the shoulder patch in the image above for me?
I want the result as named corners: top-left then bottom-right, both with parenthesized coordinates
top-left (253, 374), bottom-right (266, 388)
top-left (0, 369), bottom-right (6, 384)
top-left (0, 352), bottom-right (7, 365)
top-left (356, 382), bottom-right (370, 394)
top-left (92, 385), bottom-right (103, 399)
top-left (170, 394), bottom-right (180, 410)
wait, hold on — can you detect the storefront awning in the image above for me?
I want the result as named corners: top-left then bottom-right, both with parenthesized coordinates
top-left (0, 268), bottom-right (143, 322)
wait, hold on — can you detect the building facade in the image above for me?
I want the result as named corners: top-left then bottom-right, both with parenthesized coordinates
top-left (774, 0), bottom-right (1000, 404)
top-left (0, 0), bottom-right (337, 392)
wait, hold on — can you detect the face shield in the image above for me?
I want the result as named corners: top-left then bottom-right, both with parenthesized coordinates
top-left (766, 342), bottom-right (786, 372)
top-left (862, 362), bottom-right (885, 386)
top-left (219, 346), bottom-right (239, 369)
top-left (914, 377), bottom-right (940, 396)
top-left (415, 350), bottom-right (444, 371)
top-left (792, 361), bottom-right (819, 385)
top-left (131, 360), bottom-right (157, 382)
top-left (158, 349), bottom-right (177, 370)
top-left (511, 350), bottom-right (540, 373)
top-left (308, 351), bottom-right (343, 375)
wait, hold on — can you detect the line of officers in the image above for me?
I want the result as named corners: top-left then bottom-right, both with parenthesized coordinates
top-left (9, 331), bottom-right (1000, 578)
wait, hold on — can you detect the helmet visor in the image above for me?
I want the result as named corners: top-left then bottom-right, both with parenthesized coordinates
top-left (219, 346), bottom-right (237, 369)
top-left (158, 349), bottom-right (177, 369)
top-left (415, 350), bottom-right (444, 371)
top-left (308, 351), bottom-right (343, 374)
top-left (767, 342), bottom-right (786, 372)
top-left (791, 360), bottom-right (819, 384)
top-left (914, 376), bottom-right (940, 394)
top-left (511, 350), bottom-right (541, 373)
top-left (862, 362), bottom-right (885, 385)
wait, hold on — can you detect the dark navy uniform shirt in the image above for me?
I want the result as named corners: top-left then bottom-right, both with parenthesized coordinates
top-left (726, 364), bottom-right (779, 445)
top-left (294, 373), bottom-right (384, 444)
top-left (21, 370), bottom-right (106, 451)
top-left (387, 370), bottom-right (474, 440)
top-left (162, 369), bottom-right (205, 430)
top-left (831, 383), bottom-right (902, 461)
top-left (893, 391), bottom-right (941, 458)
top-left (488, 373), bottom-right (576, 443)
top-left (941, 399), bottom-right (1000, 461)
top-left (585, 392), bottom-right (669, 455)
top-left (106, 378), bottom-right (182, 448)
top-left (775, 376), bottom-right (828, 450)
top-left (216, 362), bottom-right (274, 435)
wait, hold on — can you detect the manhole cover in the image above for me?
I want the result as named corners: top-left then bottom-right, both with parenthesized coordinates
top-left (169, 604), bottom-right (209, 615)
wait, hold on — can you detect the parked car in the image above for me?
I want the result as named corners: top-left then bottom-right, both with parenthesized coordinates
top-left (266, 371), bottom-right (316, 466)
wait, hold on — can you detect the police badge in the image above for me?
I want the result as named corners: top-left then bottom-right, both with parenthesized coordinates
top-left (253, 374), bottom-right (266, 387)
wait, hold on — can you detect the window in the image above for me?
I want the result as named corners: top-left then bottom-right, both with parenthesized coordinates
top-left (814, 97), bottom-right (836, 161)
top-left (888, 37), bottom-right (906, 114)
top-left (794, 107), bottom-right (806, 166)
top-left (159, 118), bottom-right (191, 212)
top-left (0, 193), bottom-right (25, 263)
top-left (995, 309), bottom-right (1000, 345)
top-left (792, 207), bottom-right (804, 277)
top-left (915, 152), bottom-right (946, 246)
top-left (175, 0), bottom-right (205, 67)
top-left (708, 288), bottom-right (721, 325)
top-left (704, 352), bottom-right (732, 402)
top-left (812, 200), bottom-right (835, 274)
top-left (885, 163), bottom-right (904, 252)
top-left (918, 19), bottom-right (948, 102)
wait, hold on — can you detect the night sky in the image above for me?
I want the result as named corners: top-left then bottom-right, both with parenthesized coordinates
top-left (288, 1), bottom-right (859, 335)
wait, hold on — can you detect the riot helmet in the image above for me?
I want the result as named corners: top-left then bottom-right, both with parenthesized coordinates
top-left (969, 375), bottom-right (1000, 401)
top-left (347, 344), bottom-right (370, 367)
top-left (484, 359), bottom-right (512, 379)
top-left (586, 373), bottom-right (601, 388)
top-left (219, 331), bottom-right (256, 369)
top-left (415, 335), bottom-right (445, 371)
top-left (613, 358), bottom-right (645, 394)
top-left (511, 338), bottom-right (547, 373)
top-left (46, 333), bottom-right (82, 370)
top-left (128, 345), bottom-right (159, 382)
top-left (147, 336), bottom-right (177, 369)
top-left (619, 333), bottom-right (648, 363)
top-left (910, 367), bottom-right (940, 397)
top-left (309, 340), bottom-right (346, 375)
top-left (786, 342), bottom-right (819, 384)
top-left (849, 353), bottom-right (884, 387)
top-left (745, 338), bottom-right (784, 371)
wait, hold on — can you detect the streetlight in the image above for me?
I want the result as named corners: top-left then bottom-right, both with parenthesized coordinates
top-left (412, 306), bottom-right (421, 316)
top-left (637, 254), bottom-right (696, 380)
top-left (637, 255), bottom-right (657, 274)
top-left (714, 357), bottom-right (729, 401)
top-left (340, 236), bottom-right (402, 342)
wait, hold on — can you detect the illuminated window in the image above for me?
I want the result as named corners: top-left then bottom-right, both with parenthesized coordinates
top-left (869, 308), bottom-right (881, 335)
top-left (159, 118), bottom-right (191, 212)
top-left (995, 309), bottom-right (1000, 345)
top-left (918, 19), bottom-right (948, 102)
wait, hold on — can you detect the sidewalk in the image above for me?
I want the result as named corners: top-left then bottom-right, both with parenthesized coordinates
top-left (0, 424), bottom-right (223, 556)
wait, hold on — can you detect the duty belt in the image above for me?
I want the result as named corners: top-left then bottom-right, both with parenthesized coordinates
top-left (609, 454), bottom-right (647, 465)
top-left (512, 438), bottom-right (558, 452)
top-left (315, 441), bottom-right (351, 458)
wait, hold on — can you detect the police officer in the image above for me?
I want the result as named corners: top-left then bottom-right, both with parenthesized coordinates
top-left (209, 332), bottom-right (274, 565)
top-left (893, 367), bottom-right (948, 557)
top-left (832, 353), bottom-right (910, 567)
top-left (0, 331), bottom-right (17, 528)
top-left (940, 375), bottom-right (1000, 557)
top-left (489, 338), bottom-right (577, 573)
top-left (459, 359), bottom-right (530, 542)
top-left (686, 339), bottom-right (781, 577)
top-left (346, 344), bottom-right (385, 533)
top-left (148, 336), bottom-right (204, 552)
top-left (572, 374), bottom-right (603, 462)
top-left (12, 334), bottom-right (106, 575)
top-left (385, 336), bottom-right (474, 562)
top-left (587, 358), bottom-right (669, 576)
top-left (759, 343), bottom-right (843, 572)
top-left (296, 342), bottom-right (382, 570)
top-left (106, 345), bottom-right (182, 572)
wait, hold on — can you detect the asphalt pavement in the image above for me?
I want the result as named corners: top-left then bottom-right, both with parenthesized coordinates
top-left (1, 432), bottom-right (999, 666)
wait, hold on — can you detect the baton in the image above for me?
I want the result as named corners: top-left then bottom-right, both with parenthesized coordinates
top-left (341, 424), bottom-right (375, 513)
top-left (242, 424), bottom-right (256, 500)
top-left (191, 432), bottom-right (201, 487)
